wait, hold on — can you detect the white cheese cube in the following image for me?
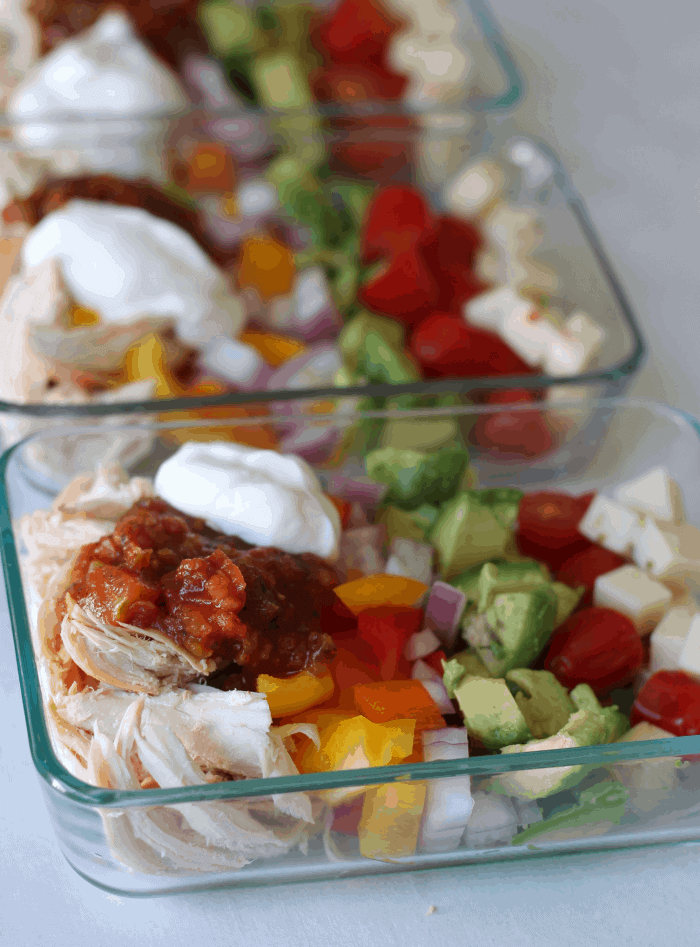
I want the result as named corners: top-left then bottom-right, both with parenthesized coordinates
top-left (649, 606), bottom-right (697, 673)
top-left (464, 286), bottom-right (530, 334)
top-left (564, 311), bottom-right (606, 361)
top-left (611, 722), bottom-right (678, 813)
top-left (444, 159), bottom-right (506, 217)
top-left (614, 467), bottom-right (684, 525)
top-left (385, 538), bottom-right (433, 585)
top-left (504, 257), bottom-right (561, 296)
top-left (541, 333), bottom-right (588, 378)
top-left (500, 306), bottom-right (562, 368)
top-left (483, 203), bottom-right (544, 257)
top-left (593, 565), bottom-right (672, 635)
top-left (404, 628), bottom-right (441, 661)
top-left (578, 495), bottom-right (642, 554)
top-left (633, 521), bottom-right (700, 595)
top-left (677, 615), bottom-right (700, 681)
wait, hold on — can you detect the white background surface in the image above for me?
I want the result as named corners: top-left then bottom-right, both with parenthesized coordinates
top-left (4, 2), bottom-right (700, 944)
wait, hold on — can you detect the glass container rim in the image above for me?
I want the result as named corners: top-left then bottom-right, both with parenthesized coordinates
top-left (1, 395), bottom-right (696, 809)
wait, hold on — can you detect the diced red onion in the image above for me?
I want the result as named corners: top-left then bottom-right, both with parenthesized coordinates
top-left (207, 117), bottom-right (271, 160)
top-left (385, 538), bottom-right (433, 585)
top-left (335, 526), bottom-right (385, 582)
top-left (404, 628), bottom-right (441, 662)
top-left (266, 344), bottom-right (342, 391)
top-left (425, 582), bottom-right (468, 648)
top-left (419, 679), bottom-right (454, 716)
top-left (463, 792), bottom-right (519, 849)
top-left (325, 475), bottom-right (388, 507)
top-left (347, 502), bottom-right (370, 528)
top-left (411, 659), bottom-right (442, 683)
top-left (419, 728), bottom-right (474, 854)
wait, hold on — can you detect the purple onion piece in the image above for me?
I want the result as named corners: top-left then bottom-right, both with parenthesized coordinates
top-left (325, 474), bottom-right (389, 506)
top-left (279, 423), bottom-right (342, 463)
top-left (424, 582), bottom-right (468, 648)
top-left (266, 344), bottom-right (341, 391)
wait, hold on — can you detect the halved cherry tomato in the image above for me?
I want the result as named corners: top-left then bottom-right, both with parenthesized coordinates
top-left (631, 670), bottom-right (700, 736)
top-left (517, 491), bottom-right (594, 568)
top-left (557, 546), bottom-right (629, 607)
top-left (410, 313), bottom-right (534, 378)
top-left (474, 389), bottom-right (554, 459)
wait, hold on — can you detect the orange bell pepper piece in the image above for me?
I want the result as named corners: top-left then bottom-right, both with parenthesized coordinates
top-left (334, 574), bottom-right (429, 615)
top-left (358, 781), bottom-right (427, 859)
top-left (351, 680), bottom-right (446, 732)
top-left (239, 330), bottom-right (307, 367)
top-left (184, 143), bottom-right (237, 194)
top-left (326, 494), bottom-right (352, 529)
top-left (237, 235), bottom-right (296, 301)
top-left (163, 383), bottom-right (279, 450)
top-left (257, 670), bottom-right (335, 718)
top-left (124, 332), bottom-right (185, 398)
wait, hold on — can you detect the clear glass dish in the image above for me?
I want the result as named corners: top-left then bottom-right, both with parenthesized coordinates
top-left (0, 0), bottom-right (642, 432)
top-left (1, 396), bottom-right (699, 896)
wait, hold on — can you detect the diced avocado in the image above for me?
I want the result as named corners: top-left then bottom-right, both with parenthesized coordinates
top-left (550, 581), bottom-right (585, 627)
top-left (453, 676), bottom-right (532, 749)
top-left (328, 182), bottom-right (374, 227)
top-left (449, 562), bottom-right (488, 616)
top-left (199, 0), bottom-right (257, 57)
top-left (381, 417), bottom-right (459, 452)
top-left (358, 331), bottom-right (421, 385)
top-left (464, 587), bottom-right (558, 677)
top-left (478, 489), bottom-right (523, 532)
top-left (339, 313), bottom-right (405, 373)
top-left (505, 669), bottom-right (576, 739)
top-left (366, 447), bottom-right (471, 511)
top-left (253, 52), bottom-right (313, 109)
top-left (477, 560), bottom-right (551, 612)
top-left (488, 731), bottom-right (590, 800)
top-left (430, 492), bottom-right (514, 577)
top-left (378, 504), bottom-right (439, 544)
top-left (569, 685), bottom-right (630, 743)
top-left (442, 650), bottom-right (491, 698)
top-left (513, 778), bottom-right (628, 844)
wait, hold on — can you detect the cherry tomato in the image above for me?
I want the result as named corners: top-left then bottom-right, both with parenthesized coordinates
top-left (357, 606), bottom-right (423, 680)
top-left (545, 606), bottom-right (644, 695)
top-left (474, 389), bottom-right (554, 459)
top-left (313, 0), bottom-right (400, 66)
top-left (517, 491), bottom-right (594, 568)
top-left (312, 63), bottom-right (407, 105)
top-left (419, 217), bottom-right (484, 311)
top-left (361, 186), bottom-right (433, 263)
top-left (631, 670), bottom-right (700, 735)
top-left (410, 314), bottom-right (534, 378)
top-left (359, 250), bottom-right (438, 324)
top-left (557, 546), bottom-right (629, 606)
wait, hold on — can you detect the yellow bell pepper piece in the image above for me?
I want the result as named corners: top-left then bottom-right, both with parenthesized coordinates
top-left (257, 670), bottom-right (335, 717)
top-left (222, 193), bottom-right (239, 218)
top-left (296, 715), bottom-right (415, 805)
top-left (334, 575), bottom-right (429, 616)
top-left (69, 305), bottom-right (100, 327)
top-left (124, 332), bottom-right (184, 398)
top-left (238, 235), bottom-right (296, 301)
top-left (358, 781), bottom-right (427, 860)
top-left (239, 330), bottom-right (307, 367)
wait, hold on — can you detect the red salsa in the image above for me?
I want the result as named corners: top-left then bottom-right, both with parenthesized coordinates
top-left (59, 498), bottom-right (339, 688)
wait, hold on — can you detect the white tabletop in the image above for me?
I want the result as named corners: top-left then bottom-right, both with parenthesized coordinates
top-left (4, 2), bottom-right (700, 943)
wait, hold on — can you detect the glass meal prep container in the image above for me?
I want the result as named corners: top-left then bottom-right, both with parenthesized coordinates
top-left (3, 396), bottom-right (700, 897)
top-left (0, 0), bottom-right (643, 454)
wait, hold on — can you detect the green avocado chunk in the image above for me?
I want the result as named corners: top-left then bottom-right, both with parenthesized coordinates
top-left (463, 587), bottom-right (558, 678)
top-left (505, 668), bottom-right (576, 739)
top-left (442, 650), bottom-right (492, 698)
top-left (378, 504), bottom-right (439, 544)
top-left (199, 0), bottom-right (257, 56)
top-left (514, 778), bottom-right (629, 845)
top-left (430, 489), bottom-right (522, 578)
top-left (550, 581), bottom-right (586, 627)
top-left (339, 313), bottom-right (405, 373)
top-left (453, 676), bottom-right (532, 749)
top-left (366, 447), bottom-right (471, 511)
top-left (569, 684), bottom-right (630, 743)
top-left (477, 560), bottom-right (552, 612)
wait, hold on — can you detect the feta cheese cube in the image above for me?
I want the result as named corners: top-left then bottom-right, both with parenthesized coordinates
top-left (578, 495), bottom-right (642, 554)
top-left (613, 468), bottom-right (684, 525)
top-left (500, 307), bottom-right (562, 368)
top-left (541, 333), bottom-right (588, 377)
top-left (483, 203), bottom-right (544, 257)
top-left (593, 565), bottom-right (672, 635)
top-left (564, 311), bottom-right (607, 361)
top-left (443, 158), bottom-right (506, 217)
top-left (633, 521), bottom-right (700, 594)
top-left (678, 614), bottom-right (700, 681)
top-left (504, 256), bottom-right (561, 296)
top-left (464, 286), bottom-right (530, 334)
top-left (649, 606), bottom-right (697, 673)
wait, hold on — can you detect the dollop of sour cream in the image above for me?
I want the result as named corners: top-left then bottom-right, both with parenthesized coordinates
top-left (21, 200), bottom-right (246, 346)
top-left (154, 442), bottom-right (341, 560)
top-left (7, 11), bottom-right (188, 178)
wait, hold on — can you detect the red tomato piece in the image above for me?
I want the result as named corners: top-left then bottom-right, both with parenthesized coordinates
top-left (474, 388), bottom-right (554, 459)
top-left (630, 670), bottom-right (700, 735)
top-left (361, 185), bottom-right (433, 263)
top-left (422, 649), bottom-right (446, 675)
top-left (410, 313), bottom-right (534, 378)
top-left (328, 644), bottom-right (380, 690)
top-left (320, 598), bottom-right (358, 639)
top-left (419, 217), bottom-right (483, 310)
top-left (357, 605), bottom-right (423, 680)
top-left (329, 116), bottom-right (414, 180)
top-left (312, 63), bottom-right (407, 104)
top-left (557, 546), bottom-right (629, 607)
top-left (359, 250), bottom-right (438, 324)
top-left (313, 0), bottom-right (401, 65)
top-left (544, 606), bottom-right (644, 695)
top-left (516, 491), bottom-right (595, 568)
